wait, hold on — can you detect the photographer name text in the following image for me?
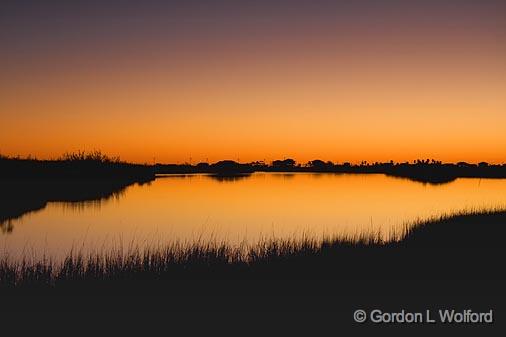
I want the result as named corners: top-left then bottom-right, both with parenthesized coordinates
top-left (353, 309), bottom-right (494, 324)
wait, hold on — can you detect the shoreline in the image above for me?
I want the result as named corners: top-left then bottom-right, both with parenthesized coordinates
top-left (1, 209), bottom-right (505, 288)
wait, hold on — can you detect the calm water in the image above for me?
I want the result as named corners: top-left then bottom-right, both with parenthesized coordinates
top-left (2, 173), bottom-right (506, 260)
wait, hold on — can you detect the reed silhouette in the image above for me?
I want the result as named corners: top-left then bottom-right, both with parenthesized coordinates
top-left (1, 209), bottom-right (505, 290)
top-left (0, 151), bottom-right (154, 182)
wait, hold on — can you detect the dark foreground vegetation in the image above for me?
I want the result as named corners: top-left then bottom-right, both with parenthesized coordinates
top-left (156, 158), bottom-right (506, 184)
top-left (1, 210), bottom-right (505, 290)
top-left (0, 152), bottom-right (155, 230)
top-left (0, 151), bottom-right (154, 182)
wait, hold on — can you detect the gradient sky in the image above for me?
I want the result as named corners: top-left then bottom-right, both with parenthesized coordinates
top-left (1, 0), bottom-right (505, 164)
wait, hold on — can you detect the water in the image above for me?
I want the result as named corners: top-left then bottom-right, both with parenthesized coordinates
top-left (1, 173), bottom-right (505, 260)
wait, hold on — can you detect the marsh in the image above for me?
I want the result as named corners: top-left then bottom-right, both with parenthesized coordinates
top-left (2, 172), bottom-right (505, 262)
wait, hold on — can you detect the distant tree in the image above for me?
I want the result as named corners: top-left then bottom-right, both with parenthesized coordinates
top-left (212, 160), bottom-right (239, 168)
top-left (196, 162), bottom-right (210, 169)
top-left (308, 160), bottom-right (333, 170)
top-left (249, 161), bottom-right (267, 169)
top-left (272, 159), bottom-right (296, 168)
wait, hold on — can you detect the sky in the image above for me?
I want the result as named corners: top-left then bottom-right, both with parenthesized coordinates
top-left (1, 0), bottom-right (505, 164)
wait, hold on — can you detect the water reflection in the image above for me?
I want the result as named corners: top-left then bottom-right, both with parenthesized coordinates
top-left (207, 173), bottom-right (252, 182)
top-left (157, 173), bottom-right (253, 182)
top-left (1, 219), bottom-right (13, 234)
top-left (0, 180), bottom-right (139, 232)
top-left (1, 173), bottom-right (505, 261)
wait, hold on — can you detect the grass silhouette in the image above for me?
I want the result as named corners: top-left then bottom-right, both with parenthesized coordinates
top-left (1, 153), bottom-right (505, 289)
top-left (0, 151), bottom-right (155, 182)
top-left (1, 209), bottom-right (505, 289)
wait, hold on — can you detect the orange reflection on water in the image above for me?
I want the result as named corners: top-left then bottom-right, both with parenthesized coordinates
top-left (1, 173), bottom-right (506, 261)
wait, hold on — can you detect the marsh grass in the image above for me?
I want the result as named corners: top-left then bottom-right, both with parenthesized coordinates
top-left (0, 150), bottom-right (154, 182)
top-left (1, 209), bottom-right (505, 288)
top-left (59, 150), bottom-right (121, 164)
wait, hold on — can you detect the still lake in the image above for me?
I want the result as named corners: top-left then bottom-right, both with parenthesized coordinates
top-left (2, 173), bottom-right (506, 260)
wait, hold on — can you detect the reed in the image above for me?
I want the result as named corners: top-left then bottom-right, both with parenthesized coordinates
top-left (1, 209), bottom-right (505, 289)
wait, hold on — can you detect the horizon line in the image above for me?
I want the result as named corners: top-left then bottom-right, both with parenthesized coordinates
top-left (1, 152), bottom-right (505, 166)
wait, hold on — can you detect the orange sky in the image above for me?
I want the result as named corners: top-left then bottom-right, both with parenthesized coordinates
top-left (1, 1), bottom-right (505, 164)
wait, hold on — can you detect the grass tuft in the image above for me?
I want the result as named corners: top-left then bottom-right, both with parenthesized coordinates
top-left (1, 209), bottom-right (505, 288)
